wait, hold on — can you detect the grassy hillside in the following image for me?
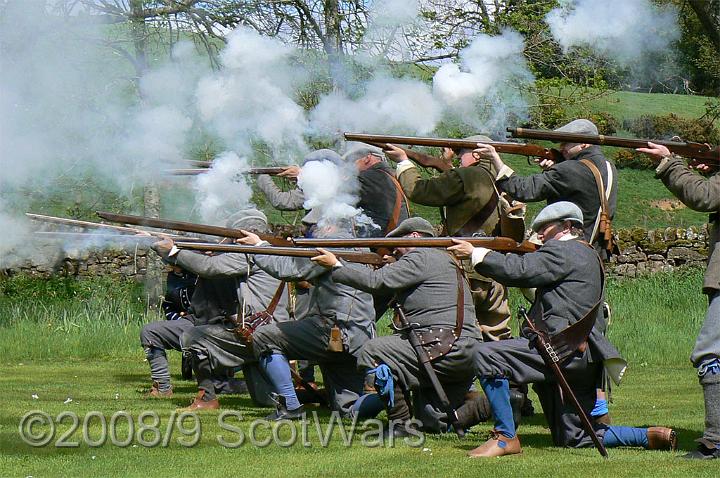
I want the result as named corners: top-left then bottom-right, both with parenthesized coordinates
top-left (588, 90), bottom-right (712, 124)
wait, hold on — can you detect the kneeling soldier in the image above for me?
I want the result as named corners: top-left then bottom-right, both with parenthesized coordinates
top-left (312, 217), bottom-right (483, 436)
top-left (449, 202), bottom-right (677, 457)
top-left (238, 224), bottom-right (376, 420)
top-left (152, 209), bottom-right (289, 410)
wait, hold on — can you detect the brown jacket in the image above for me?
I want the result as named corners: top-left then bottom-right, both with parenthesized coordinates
top-left (656, 157), bottom-right (720, 294)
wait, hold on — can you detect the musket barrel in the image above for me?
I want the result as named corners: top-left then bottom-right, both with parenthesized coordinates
top-left (508, 127), bottom-right (719, 164)
top-left (95, 211), bottom-right (291, 246)
top-left (292, 236), bottom-right (538, 254)
top-left (344, 132), bottom-right (561, 162)
top-left (175, 242), bottom-right (385, 265)
top-left (167, 167), bottom-right (289, 176)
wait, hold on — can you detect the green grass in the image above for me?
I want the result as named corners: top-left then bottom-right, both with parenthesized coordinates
top-left (0, 363), bottom-right (714, 477)
top-left (587, 91), bottom-right (713, 123)
top-left (0, 269), bottom-right (714, 476)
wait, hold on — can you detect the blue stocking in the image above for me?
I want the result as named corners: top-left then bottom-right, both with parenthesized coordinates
top-left (602, 426), bottom-right (649, 448)
top-left (480, 377), bottom-right (515, 439)
top-left (259, 354), bottom-right (301, 411)
top-left (351, 393), bottom-right (386, 419)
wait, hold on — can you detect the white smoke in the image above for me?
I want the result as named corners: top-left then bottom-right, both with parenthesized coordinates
top-left (546, 0), bottom-right (680, 64)
top-left (432, 29), bottom-right (534, 132)
top-left (195, 27), bottom-right (309, 153)
top-left (309, 76), bottom-right (441, 135)
top-left (193, 152), bottom-right (253, 225)
top-left (297, 160), bottom-right (376, 232)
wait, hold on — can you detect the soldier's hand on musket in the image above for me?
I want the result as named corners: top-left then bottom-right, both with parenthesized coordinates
top-left (310, 248), bottom-right (338, 267)
top-left (383, 144), bottom-right (409, 163)
top-left (447, 238), bottom-right (474, 259)
top-left (474, 143), bottom-right (505, 173)
top-left (636, 141), bottom-right (671, 161)
top-left (152, 237), bottom-right (175, 256)
top-left (533, 157), bottom-right (556, 170)
top-left (235, 230), bottom-right (262, 246)
top-left (277, 165), bottom-right (301, 179)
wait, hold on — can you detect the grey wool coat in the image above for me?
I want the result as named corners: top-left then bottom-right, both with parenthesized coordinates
top-left (251, 252), bottom-right (376, 356)
top-left (332, 248), bottom-right (480, 339)
top-left (255, 174), bottom-right (305, 211)
top-left (167, 250), bottom-right (289, 323)
top-left (498, 146), bottom-right (617, 250)
top-left (656, 157), bottom-right (720, 294)
top-left (474, 238), bottom-right (622, 365)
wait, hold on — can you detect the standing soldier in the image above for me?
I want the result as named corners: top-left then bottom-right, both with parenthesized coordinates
top-left (638, 142), bottom-right (720, 459)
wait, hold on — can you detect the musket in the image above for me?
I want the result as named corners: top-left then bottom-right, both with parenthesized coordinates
top-left (518, 306), bottom-right (608, 458)
top-left (31, 231), bottom-right (202, 245)
top-left (507, 127), bottom-right (720, 169)
top-left (166, 166), bottom-right (291, 176)
top-left (292, 236), bottom-right (539, 254)
top-left (186, 160), bottom-right (213, 168)
top-left (391, 301), bottom-right (465, 437)
top-left (25, 213), bottom-right (199, 241)
top-left (344, 132), bottom-right (564, 167)
top-left (175, 242), bottom-right (385, 266)
top-left (96, 211), bottom-right (291, 247)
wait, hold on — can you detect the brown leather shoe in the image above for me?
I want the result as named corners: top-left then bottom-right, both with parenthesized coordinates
top-left (647, 427), bottom-right (677, 451)
top-left (178, 390), bottom-right (219, 411)
top-left (144, 381), bottom-right (173, 399)
top-left (468, 430), bottom-right (522, 458)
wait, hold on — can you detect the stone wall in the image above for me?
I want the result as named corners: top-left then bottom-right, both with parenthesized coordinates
top-left (609, 225), bottom-right (709, 278)
top-left (2, 225), bottom-right (709, 281)
top-left (2, 243), bottom-right (149, 281)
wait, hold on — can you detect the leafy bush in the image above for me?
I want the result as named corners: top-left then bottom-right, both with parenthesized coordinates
top-left (613, 149), bottom-right (657, 170)
top-left (623, 113), bottom-right (720, 144)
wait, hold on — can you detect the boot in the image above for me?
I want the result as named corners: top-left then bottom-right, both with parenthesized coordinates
top-left (647, 427), bottom-right (678, 451)
top-left (383, 420), bottom-right (419, 440)
top-left (178, 390), bottom-right (219, 412)
top-left (144, 381), bottom-right (173, 399)
top-left (683, 438), bottom-right (720, 459)
top-left (455, 392), bottom-right (492, 429)
top-left (265, 392), bottom-right (306, 421)
top-left (467, 429), bottom-right (522, 458)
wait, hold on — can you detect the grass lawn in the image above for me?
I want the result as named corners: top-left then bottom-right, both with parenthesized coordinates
top-left (0, 361), bottom-right (715, 477)
top-left (0, 271), bottom-right (717, 477)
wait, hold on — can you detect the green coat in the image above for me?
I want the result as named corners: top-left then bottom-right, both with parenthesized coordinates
top-left (397, 163), bottom-right (498, 236)
top-left (656, 157), bottom-right (720, 293)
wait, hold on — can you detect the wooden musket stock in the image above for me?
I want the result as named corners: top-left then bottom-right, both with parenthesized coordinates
top-left (508, 127), bottom-right (720, 169)
top-left (175, 242), bottom-right (385, 266)
top-left (292, 236), bottom-right (539, 254)
top-left (344, 132), bottom-right (564, 165)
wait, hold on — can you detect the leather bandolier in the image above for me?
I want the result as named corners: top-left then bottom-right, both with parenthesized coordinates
top-left (407, 260), bottom-right (467, 361)
top-left (524, 242), bottom-right (605, 363)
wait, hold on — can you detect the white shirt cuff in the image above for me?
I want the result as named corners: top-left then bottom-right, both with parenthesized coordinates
top-left (168, 245), bottom-right (180, 257)
top-left (496, 164), bottom-right (515, 181)
top-left (256, 240), bottom-right (270, 246)
top-left (396, 160), bottom-right (416, 176)
top-left (332, 261), bottom-right (343, 269)
top-left (471, 247), bottom-right (491, 266)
